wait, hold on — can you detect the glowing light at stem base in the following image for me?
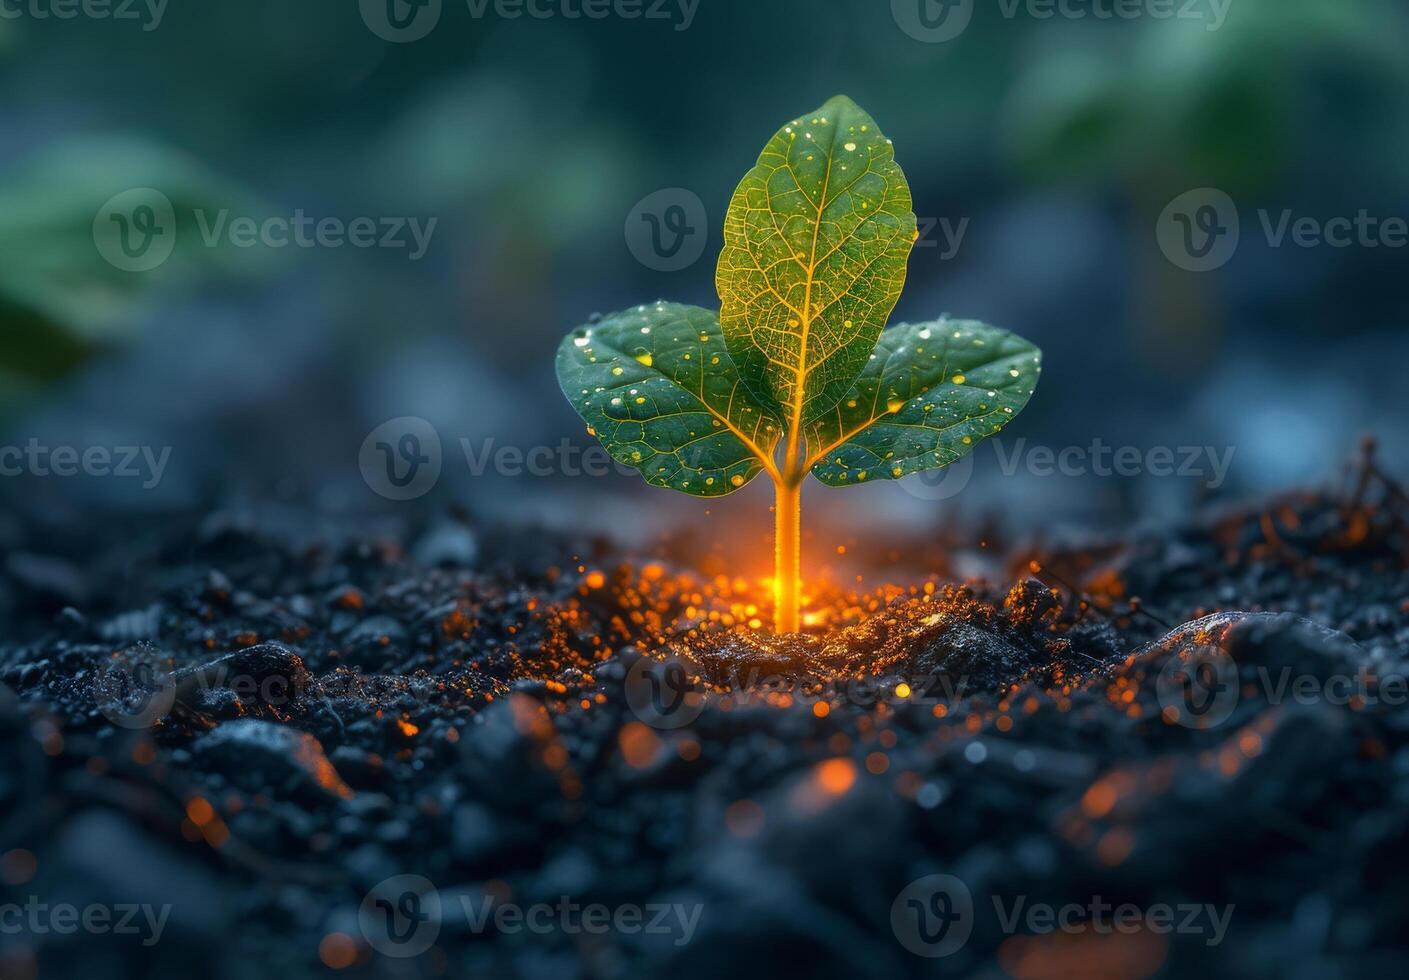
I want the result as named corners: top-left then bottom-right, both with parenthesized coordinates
top-left (773, 477), bottom-right (802, 633)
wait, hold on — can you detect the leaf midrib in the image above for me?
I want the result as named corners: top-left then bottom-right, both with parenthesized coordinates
top-left (786, 123), bottom-right (840, 475)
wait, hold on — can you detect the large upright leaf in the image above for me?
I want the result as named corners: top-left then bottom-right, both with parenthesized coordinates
top-left (556, 303), bottom-right (781, 497)
top-left (716, 95), bottom-right (917, 428)
top-left (807, 320), bottom-right (1041, 485)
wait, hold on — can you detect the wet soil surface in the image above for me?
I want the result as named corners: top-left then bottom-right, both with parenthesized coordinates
top-left (3, 459), bottom-right (1409, 980)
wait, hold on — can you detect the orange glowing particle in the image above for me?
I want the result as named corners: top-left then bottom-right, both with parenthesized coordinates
top-left (725, 799), bottom-right (765, 837)
top-left (894, 771), bottom-right (922, 797)
top-left (397, 720), bottom-right (420, 738)
top-left (894, 682), bottom-right (911, 699)
top-left (1081, 781), bottom-right (1118, 819)
top-left (1096, 826), bottom-right (1135, 866)
top-left (996, 715), bottom-right (1013, 733)
top-left (836, 545), bottom-right (846, 555)
top-left (932, 704), bottom-right (948, 719)
top-left (865, 752), bottom-right (889, 775)
top-left (813, 701), bottom-right (830, 718)
top-left (584, 570), bottom-right (607, 589)
top-left (677, 738), bottom-right (701, 761)
top-left (186, 797), bottom-right (215, 827)
top-left (618, 722), bottom-right (661, 769)
top-left (319, 933), bottom-right (359, 970)
top-left (815, 757), bottom-right (857, 796)
top-left (203, 820), bottom-right (230, 849)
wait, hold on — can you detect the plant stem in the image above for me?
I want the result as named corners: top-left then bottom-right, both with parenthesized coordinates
top-left (773, 476), bottom-right (802, 633)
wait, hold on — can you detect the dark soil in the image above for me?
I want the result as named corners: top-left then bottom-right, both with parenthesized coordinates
top-left (3, 452), bottom-right (1409, 980)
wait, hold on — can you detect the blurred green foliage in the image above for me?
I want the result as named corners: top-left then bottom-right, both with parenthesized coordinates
top-left (1, 0), bottom-right (1406, 415)
top-left (1004, 0), bottom-right (1409, 189)
top-left (0, 137), bottom-right (265, 407)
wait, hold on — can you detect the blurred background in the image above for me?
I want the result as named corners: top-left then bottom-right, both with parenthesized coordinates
top-left (2, 0), bottom-right (1408, 563)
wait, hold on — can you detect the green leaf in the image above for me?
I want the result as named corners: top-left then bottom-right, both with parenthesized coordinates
top-left (716, 95), bottom-right (917, 429)
top-left (807, 320), bottom-right (1042, 486)
top-left (555, 303), bottom-right (782, 497)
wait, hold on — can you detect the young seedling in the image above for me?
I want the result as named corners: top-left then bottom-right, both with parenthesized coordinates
top-left (557, 96), bottom-right (1041, 633)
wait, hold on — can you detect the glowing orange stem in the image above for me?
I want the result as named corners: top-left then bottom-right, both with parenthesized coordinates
top-left (773, 476), bottom-right (802, 633)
